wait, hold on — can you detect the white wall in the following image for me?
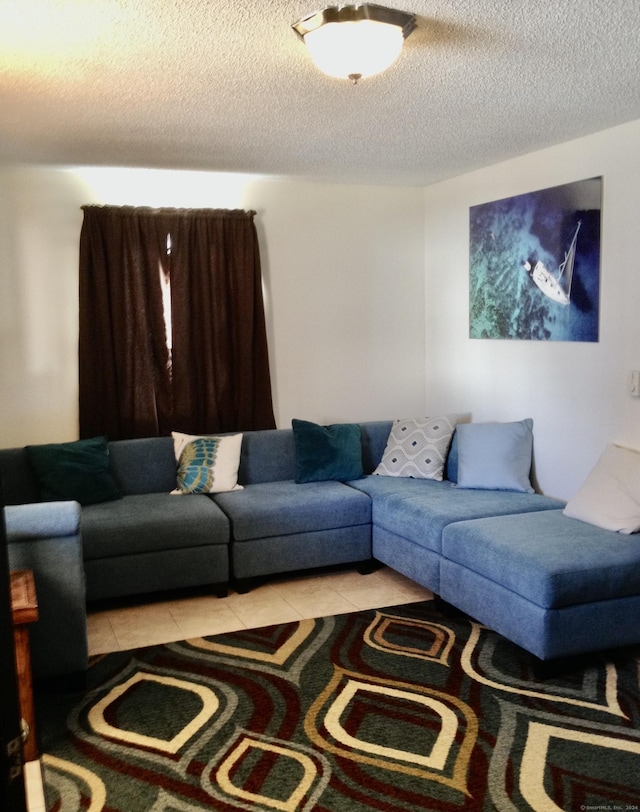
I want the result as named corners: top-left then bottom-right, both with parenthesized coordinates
top-left (0, 166), bottom-right (426, 447)
top-left (423, 118), bottom-right (640, 501)
top-left (6, 120), bottom-right (637, 497)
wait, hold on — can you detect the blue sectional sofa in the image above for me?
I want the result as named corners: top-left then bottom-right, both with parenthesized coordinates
top-left (3, 418), bottom-right (640, 678)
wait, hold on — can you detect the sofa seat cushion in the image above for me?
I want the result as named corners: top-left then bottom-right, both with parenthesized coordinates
top-left (441, 509), bottom-right (640, 609)
top-left (213, 480), bottom-right (371, 541)
top-left (81, 493), bottom-right (229, 560)
top-left (349, 476), bottom-right (559, 554)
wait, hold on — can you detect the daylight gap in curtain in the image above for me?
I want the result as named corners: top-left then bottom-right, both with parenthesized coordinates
top-left (78, 205), bottom-right (275, 440)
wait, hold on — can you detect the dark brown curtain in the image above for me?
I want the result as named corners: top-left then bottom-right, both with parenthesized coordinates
top-left (79, 207), bottom-right (172, 439)
top-left (79, 206), bottom-right (275, 440)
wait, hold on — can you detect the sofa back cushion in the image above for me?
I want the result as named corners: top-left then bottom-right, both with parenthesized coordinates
top-left (0, 447), bottom-right (42, 505)
top-left (238, 429), bottom-right (297, 484)
top-left (238, 421), bottom-right (394, 485)
top-left (0, 421), bottom-right (397, 499)
top-left (108, 437), bottom-right (177, 494)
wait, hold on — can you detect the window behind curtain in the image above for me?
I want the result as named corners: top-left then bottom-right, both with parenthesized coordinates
top-left (78, 206), bottom-right (275, 440)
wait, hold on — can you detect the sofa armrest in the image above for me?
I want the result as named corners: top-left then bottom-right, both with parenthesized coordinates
top-left (5, 501), bottom-right (80, 540)
top-left (5, 501), bottom-right (87, 679)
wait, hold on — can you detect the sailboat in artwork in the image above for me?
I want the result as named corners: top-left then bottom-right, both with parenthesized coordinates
top-left (524, 221), bottom-right (581, 306)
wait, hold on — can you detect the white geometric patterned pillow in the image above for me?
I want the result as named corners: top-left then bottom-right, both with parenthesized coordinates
top-left (171, 431), bottom-right (244, 494)
top-left (373, 416), bottom-right (458, 480)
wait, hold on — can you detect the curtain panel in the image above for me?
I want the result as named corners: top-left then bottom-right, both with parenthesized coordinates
top-left (79, 206), bottom-right (275, 440)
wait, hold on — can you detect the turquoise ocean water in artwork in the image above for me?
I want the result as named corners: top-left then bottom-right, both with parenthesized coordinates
top-left (469, 186), bottom-right (601, 342)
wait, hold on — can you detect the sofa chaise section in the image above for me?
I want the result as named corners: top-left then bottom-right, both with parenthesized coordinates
top-left (441, 508), bottom-right (640, 659)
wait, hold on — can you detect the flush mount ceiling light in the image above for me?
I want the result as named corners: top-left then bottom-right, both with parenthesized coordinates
top-left (292, 4), bottom-right (416, 84)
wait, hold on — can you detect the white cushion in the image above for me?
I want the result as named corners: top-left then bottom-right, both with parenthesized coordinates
top-left (373, 416), bottom-right (457, 481)
top-left (563, 443), bottom-right (640, 533)
top-left (171, 432), bottom-right (243, 494)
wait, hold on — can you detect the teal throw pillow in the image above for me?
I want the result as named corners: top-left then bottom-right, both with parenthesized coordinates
top-left (292, 419), bottom-right (364, 483)
top-left (455, 419), bottom-right (534, 493)
top-left (26, 436), bottom-right (122, 506)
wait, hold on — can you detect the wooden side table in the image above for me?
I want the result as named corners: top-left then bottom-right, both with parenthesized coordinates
top-left (10, 570), bottom-right (39, 762)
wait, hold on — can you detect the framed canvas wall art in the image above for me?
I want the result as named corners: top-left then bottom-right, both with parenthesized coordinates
top-left (469, 177), bottom-right (602, 341)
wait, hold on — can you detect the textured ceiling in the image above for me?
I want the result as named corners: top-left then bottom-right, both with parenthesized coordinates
top-left (1, 0), bottom-right (639, 186)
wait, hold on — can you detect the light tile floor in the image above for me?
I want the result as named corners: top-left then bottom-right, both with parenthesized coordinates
top-left (26, 565), bottom-right (432, 811)
top-left (86, 565), bottom-right (433, 654)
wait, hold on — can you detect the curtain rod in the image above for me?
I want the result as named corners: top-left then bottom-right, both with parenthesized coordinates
top-left (81, 205), bottom-right (257, 217)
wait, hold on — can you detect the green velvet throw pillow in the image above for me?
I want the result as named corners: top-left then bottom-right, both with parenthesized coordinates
top-left (26, 436), bottom-right (122, 506)
top-left (292, 419), bottom-right (364, 483)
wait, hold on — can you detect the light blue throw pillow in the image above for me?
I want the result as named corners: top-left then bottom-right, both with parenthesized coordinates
top-left (455, 419), bottom-right (534, 493)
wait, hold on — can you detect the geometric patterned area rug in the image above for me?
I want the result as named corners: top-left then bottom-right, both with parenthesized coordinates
top-left (36, 600), bottom-right (640, 811)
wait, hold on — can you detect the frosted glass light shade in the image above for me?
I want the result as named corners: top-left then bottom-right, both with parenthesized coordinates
top-left (293, 5), bottom-right (416, 83)
top-left (304, 19), bottom-right (404, 80)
